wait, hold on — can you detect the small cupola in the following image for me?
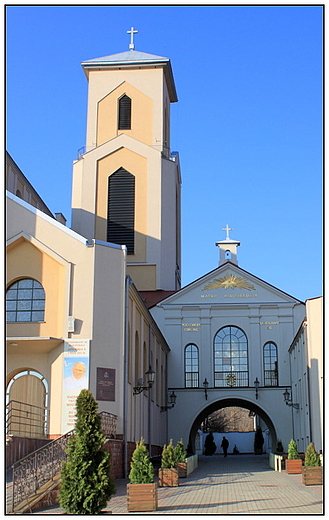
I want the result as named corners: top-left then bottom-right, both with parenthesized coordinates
top-left (215, 225), bottom-right (240, 266)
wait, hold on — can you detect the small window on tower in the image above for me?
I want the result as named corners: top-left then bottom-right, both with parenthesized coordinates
top-left (118, 95), bottom-right (131, 130)
top-left (225, 250), bottom-right (231, 259)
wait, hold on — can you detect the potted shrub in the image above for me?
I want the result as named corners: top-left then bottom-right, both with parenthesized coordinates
top-left (254, 427), bottom-right (264, 455)
top-left (127, 438), bottom-right (158, 511)
top-left (59, 390), bottom-right (115, 515)
top-left (302, 442), bottom-right (322, 485)
top-left (286, 439), bottom-right (302, 474)
top-left (159, 439), bottom-right (179, 487)
top-left (276, 440), bottom-right (284, 454)
top-left (175, 439), bottom-right (187, 478)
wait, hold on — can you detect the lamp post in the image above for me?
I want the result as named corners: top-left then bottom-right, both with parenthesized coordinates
top-left (254, 377), bottom-right (260, 400)
top-left (283, 388), bottom-right (299, 409)
top-left (203, 378), bottom-right (209, 400)
top-left (161, 391), bottom-right (177, 412)
top-left (133, 367), bottom-right (155, 395)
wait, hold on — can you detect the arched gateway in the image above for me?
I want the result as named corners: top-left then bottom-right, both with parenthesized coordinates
top-left (188, 398), bottom-right (277, 454)
top-left (150, 228), bottom-right (306, 453)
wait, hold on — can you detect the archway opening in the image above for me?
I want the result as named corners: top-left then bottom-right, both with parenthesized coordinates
top-left (188, 398), bottom-right (277, 456)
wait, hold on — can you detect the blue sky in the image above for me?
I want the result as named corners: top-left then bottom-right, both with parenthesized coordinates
top-left (6, 5), bottom-right (323, 302)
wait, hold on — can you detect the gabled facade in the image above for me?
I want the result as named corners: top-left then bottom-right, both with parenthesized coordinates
top-left (151, 254), bottom-right (306, 453)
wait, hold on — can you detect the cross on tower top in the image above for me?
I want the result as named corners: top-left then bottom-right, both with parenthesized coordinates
top-left (127, 26), bottom-right (138, 50)
top-left (222, 224), bottom-right (233, 240)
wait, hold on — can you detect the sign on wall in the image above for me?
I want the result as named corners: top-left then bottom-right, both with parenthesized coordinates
top-left (96, 367), bottom-right (115, 401)
top-left (61, 339), bottom-right (90, 433)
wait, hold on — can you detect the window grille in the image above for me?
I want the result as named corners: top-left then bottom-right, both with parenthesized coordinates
top-left (214, 326), bottom-right (248, 387)
top-left (107, 167), bottom-right (135, 254)
top-left (263, 342), bottom-right (278, 386)
top-left (6, 279), bottom-right (45, 322)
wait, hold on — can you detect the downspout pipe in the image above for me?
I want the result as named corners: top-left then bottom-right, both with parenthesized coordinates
top-left (123, 275), bottom-right (131, 477)
top-left (148, 325), bottom-right (152, 458)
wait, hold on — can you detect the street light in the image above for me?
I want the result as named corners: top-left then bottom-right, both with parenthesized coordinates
top-left (254, 377), bottom-right (260, 400)
top-left (283, 388), bottom-right (299, 409)
top-left (161, 391), bottom-right (177, 412)
top-left (133, 367), bottom-right (155, 395)
top-left (203, 378), bottom-right (209, 400)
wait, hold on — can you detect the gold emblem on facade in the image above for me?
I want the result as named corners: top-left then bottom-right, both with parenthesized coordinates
top-left (226, 373), bottom-right (237, 386)
top-left (202, 274), bottom-right (255, 291)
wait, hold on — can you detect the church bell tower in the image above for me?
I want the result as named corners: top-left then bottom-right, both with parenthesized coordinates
top-left (71, 28), bottom-right (181, 291)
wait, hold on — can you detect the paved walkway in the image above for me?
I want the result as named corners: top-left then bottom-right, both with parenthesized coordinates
top-left (32, 454), bottom-right (323, 515)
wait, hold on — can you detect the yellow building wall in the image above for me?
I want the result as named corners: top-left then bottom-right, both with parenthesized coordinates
top-left (97, 81), bottom-right (153, 147)
top-left (6, 238), bottom-right (66, 339)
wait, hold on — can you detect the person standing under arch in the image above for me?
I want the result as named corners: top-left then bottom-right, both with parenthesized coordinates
top-left (221, 436), bottom-right (229, 457)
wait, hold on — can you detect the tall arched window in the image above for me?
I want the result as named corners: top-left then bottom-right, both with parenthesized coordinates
top-left (6, 279), bottom-right (45, 323)
top-left (107, 167), bottom-right (135, 254)
top-left (214, 326), bottom-right (248, 387)
top-left (184, 344), bottom-right (199, 387)
top-left (263, 342), bottom-right (278, 386)
top-left (118, 95), bottom-right (131, 130)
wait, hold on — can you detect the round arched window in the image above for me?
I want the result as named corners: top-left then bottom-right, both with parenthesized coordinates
top-left (214, 326), bottom-right (248, 387)
top-left (6, 279), bottom-right (45, 322)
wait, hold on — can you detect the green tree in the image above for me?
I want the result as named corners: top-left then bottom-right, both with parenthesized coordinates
top-left (174, 439), bottom-right (187, 463)
top-left (161, 439), bottom-right (177, 469)
top-left (287, 439), bottom-right (300, 460)
top-left (59, 389), bottom-right (115, 514)
top-left (304, 442), bottom-right (321, 466)
top-left (128, 438), bottom-right (154, 483)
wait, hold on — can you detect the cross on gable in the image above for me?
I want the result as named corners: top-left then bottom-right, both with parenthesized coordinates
top-left (127, 27), bottom-right (138, 50)
top-left (222, 224), bottom-right (233, 240)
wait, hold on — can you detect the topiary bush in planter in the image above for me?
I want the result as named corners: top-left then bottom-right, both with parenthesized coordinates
top-left (59, 389), bottom-right (115, 515)
top-left (175, 439), bottom-right (187, 478)
top-left (302, 442), bottom-right (322, 485)
top-left (159, 439), bottom-right (179, 487)
top-left (286, 439), bottom-right (302, 474)
top-left (127, 438), bottom-right (157, 511)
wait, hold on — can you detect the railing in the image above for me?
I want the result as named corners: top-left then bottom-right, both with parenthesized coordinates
top-left (100, 411), bottom-right (117, 438)
top-left (9, 411), bottom-right (117, 513)
top-left (6, 400), bottom-right (48, 438)
top-left (10, 429), bottom-right (73, 512)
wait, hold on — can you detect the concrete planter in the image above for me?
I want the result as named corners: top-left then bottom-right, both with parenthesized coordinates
top-left (126, 483), bottom-right (158, 512)
top-left (286, 459), bottom-right (303, 474)
top-left (302, 466), bottom-right (323, 486)
top-left (158, 468), bottom-right (179, 487)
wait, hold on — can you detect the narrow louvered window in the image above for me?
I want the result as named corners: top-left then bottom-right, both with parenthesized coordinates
top-left (107, 167), bottom-right (135, 254)
top-left (118, 95), bottom-right (131, 130)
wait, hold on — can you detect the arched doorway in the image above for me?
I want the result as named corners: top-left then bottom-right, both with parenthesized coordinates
top-left (6, 370), bottom-right (49, 438)
top-left (188, 398), bottom-right (277, 455)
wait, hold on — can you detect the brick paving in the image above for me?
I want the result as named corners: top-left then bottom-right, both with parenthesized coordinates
top-left (31, 454), bottom-right (323, 515)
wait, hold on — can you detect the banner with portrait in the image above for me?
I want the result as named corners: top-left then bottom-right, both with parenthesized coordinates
top-left (61, 339), bottom-right (90, 433)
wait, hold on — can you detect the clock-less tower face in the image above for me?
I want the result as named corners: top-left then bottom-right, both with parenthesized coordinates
top-left (71, 49), bottom-right (181, 292)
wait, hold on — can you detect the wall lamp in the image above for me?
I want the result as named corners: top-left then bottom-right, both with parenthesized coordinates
top-left (203, 378), bottom-right (209, 400)
top-left (161, 391), bottom-right (177, 412)
top-left (133, 367), bottom-right (155, 395)
top-left (283, 388), bottom-right (299, 410)
top-left (254, 377), bottom-right (260, 400)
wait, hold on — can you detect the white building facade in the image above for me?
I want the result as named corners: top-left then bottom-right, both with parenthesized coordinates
top-left (151, 235), bottom-right (306, 453)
